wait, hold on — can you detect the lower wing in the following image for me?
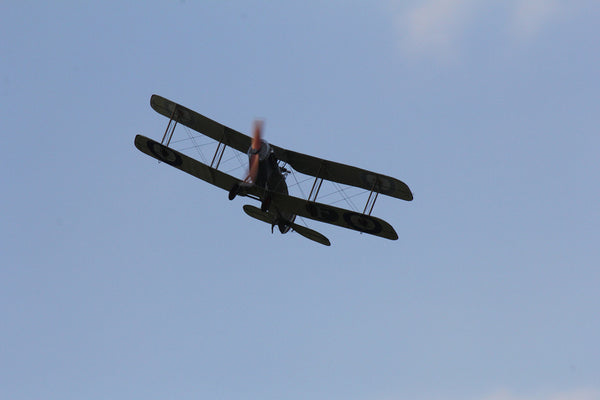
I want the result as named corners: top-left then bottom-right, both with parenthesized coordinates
top-left (269, 192), bottom-right (398, 240)
top-left (135, 135), bottom-right (397, 241)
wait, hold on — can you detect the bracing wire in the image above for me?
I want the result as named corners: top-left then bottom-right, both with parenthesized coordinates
top-left (333, 182), bottom-right (359, 212)
top-left (183, 126), bottom-right (208, 164)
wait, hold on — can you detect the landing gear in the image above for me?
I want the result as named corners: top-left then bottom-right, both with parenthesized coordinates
top-left (270, 219), bottom-right (289, 234)
top-left (261, 195), bottom-right (271, 212)
top-left (228, 183), bottom-right (239, 200)
top-left (278, 220), bottom-right (288, 234)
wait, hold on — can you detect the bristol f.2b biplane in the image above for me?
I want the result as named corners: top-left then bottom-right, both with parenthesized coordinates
top-left (135, 95), bottom-right (412, 246)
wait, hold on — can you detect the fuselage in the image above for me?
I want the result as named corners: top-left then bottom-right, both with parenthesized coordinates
top-left (250, 141), bottom-right (296, 233)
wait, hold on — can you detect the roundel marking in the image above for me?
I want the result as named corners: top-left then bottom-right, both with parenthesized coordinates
top-left (148, 140), bottom-right (182, 166)
top-left (343, 212), bottom-right (382, 234)
top-left (176, 107), bottom-right (190, 122)
top-left (360, 173), bottom-right (395, 196)
top-left (306, 203), bottom-right (338, 223)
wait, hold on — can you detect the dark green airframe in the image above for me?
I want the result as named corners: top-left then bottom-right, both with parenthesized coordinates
top-left (135, 95), bottom-right (412, 246)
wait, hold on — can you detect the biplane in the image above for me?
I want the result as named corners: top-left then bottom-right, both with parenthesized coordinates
top-left (134, 95), bottom-right (412, 246)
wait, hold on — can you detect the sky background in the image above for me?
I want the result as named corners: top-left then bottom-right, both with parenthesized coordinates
top-left (1, 1), bottom-right (599, 400)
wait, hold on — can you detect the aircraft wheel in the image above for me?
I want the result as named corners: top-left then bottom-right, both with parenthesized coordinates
top-left (278, 221), bottom-right (288, 234)
top-left (228, 184), bottom-right (239, 200)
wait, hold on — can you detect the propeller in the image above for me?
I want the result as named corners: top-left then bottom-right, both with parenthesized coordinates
top-left (245, 119), bottom-right (263, 184)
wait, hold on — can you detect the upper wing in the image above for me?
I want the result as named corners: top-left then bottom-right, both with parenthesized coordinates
top-left (151, 94), bottom-right (412, 201)
top-left (134, 134), bottom-right (262, 197)
top-left (150, 94), bottom-right (251, 154)
top-left (272, 146), bottom-right (413, 201)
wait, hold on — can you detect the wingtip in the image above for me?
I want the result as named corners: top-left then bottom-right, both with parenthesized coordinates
top-left (150, 94), bottom-right (161, 109)
top-left (133, 134), bottom-right (145, 150)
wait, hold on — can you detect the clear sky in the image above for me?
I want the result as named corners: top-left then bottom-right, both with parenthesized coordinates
top-left (1, 1), bottom-right (599, 400)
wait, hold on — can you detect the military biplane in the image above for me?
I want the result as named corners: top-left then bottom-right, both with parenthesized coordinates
top-left (135, 95), bottom-right (412, 246)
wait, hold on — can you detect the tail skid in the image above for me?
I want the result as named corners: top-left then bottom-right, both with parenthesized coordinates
top-left (242, 205), bottom-right (330, 246)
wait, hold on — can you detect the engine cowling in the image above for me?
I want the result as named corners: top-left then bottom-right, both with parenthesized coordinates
top-left (248, 140), bottom-right (271, 161)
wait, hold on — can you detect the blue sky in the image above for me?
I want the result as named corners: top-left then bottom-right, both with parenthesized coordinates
top-left (1, 1), bottom-right (599, 400)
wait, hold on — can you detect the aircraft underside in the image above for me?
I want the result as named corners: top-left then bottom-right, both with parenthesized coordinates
top-left (136, 94), bottom-right (412, 246)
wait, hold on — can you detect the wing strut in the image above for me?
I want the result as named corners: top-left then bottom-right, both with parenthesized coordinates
top-left (308, 177), bottom-right (324, 202)
top-left (210, 139), bottom-right (226, 169)
top-left (307, 162), bottom-right (324, 202)
top-left (362, 178), bottom-right (380, 216)
top-left (161, 105), bottom-right (179, 146)
top-left (157, 100), bottom-right (229, 171)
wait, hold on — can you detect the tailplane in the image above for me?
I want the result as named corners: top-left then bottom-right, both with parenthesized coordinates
top-left (242, 205), bottom-right (330, 246)
top-left (289, 222), bottom-right (330, 246)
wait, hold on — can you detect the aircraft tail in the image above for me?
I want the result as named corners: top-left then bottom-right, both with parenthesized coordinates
top-left (242, 205), bottom-right (330, 246)
top-left (289, 222), bottom-right (330, 246)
